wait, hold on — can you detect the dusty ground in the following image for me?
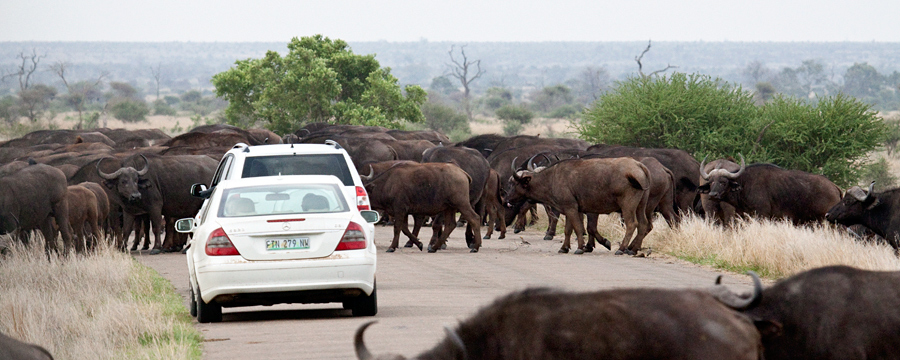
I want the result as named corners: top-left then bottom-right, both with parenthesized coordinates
top-left (136, 221), bottom-right (757, 360)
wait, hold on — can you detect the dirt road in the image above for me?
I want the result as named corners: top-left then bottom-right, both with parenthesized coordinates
top-left (135, 223), bottom-right (755, 359)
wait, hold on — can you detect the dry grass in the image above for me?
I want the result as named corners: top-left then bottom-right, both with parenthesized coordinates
top-left (533, 213), bottom-right (900, 279)
top-left (0, 237), bottom-right (201, 360)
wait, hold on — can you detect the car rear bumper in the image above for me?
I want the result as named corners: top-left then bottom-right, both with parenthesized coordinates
top-left (196, 252), bottom-right (375, 305)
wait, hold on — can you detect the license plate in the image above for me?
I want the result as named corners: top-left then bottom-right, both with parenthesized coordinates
top-left (265, 238), bottom-right (310, 251)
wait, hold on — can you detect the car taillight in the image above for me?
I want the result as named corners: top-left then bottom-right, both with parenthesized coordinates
top-left (205, 228), bottom-right (240, 256)
top-left (335, 222), bottom-right (367, 251)
top-left (356, 186), bottom-right (370, 211)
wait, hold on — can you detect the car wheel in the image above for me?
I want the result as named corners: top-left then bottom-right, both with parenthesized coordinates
top-left (189, 285), bottom-right (197, 317)
top-left (196, 286), bottom-right (222, 323)
top-left (351, 282), bottom-right (377, 317)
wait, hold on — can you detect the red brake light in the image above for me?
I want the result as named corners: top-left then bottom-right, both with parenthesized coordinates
top-left (205, 228), bottom-right (240, 256)
top-left (335, 222), bottom-right (367, 251)
top-left (356, 186), bottom-right (370, 211)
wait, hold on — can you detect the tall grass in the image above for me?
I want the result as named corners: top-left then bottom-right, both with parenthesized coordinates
top-left (0, 236), bottom-right (201, 360)
top-left (585, 214), bottom-right (900, 279)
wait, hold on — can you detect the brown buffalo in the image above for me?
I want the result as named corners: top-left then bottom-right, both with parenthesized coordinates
top-left (505, 157), bottom-right (651, 255)
top-left (64, 184), bottom-right (101, 252)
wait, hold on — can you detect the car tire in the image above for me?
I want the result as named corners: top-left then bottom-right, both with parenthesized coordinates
top-left (189, 285), bottom-right (197, 317)
top-left (351, 282), bottom-right (377, 317)
top-left (196, 286), bottom-right (222, 323)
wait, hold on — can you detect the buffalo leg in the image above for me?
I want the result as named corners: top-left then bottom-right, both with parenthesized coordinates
top-left (51, 197), bottom-right (75, 254)
top-left (387, 212), bottom-right (408, 252)
top-left (147, 209), bottom-right (164, 254)
top-left (400, 215), bottom-right (424, 251)
top-left (561, 210), bottom-right (586, 254)
top-left (582, 213), bottom-right (611, 252)
top-left (122, 213), bottom-right (135, 252)
top-left (544, 205), bottom-right (560, 240)
top-left (429, 210), bottom-right (461, 252)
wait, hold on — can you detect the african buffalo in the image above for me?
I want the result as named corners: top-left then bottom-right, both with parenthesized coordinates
top-left (698, 155), bottom-right (842, 225)
top-left (422, 146), bottom-right (489, 246)
top-left (362, 162), bottom-right (481, 253)
top-left (505, 157), bottom-right (651, 255)
top-left (0, 163), bottom-right (74, 254)
top-left (95, 154), bottom-right (217, 252)
top-left (481, 169), bottom-right (506, 240)
top-left (0, 332), bottom-right (53, 360)
top-left (454, 133), bottom-right (507, 157)
top-left (826, 182), bottom-right (900, 251)
top-left (356, 286), bottom-right (762, 360)
top-left (586, 144), bottom-right (701, 214)
top-left (700, 158), bottom-right (741, 225)
top-left (720, 265), bottom-right (900, 360)
top-left (65, 184), bottom-right (102, 252)
top-left (78, 181), bottom-right (110, 244)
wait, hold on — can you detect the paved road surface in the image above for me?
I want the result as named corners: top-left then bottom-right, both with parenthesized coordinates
top-left (135, 223), bottom-right (755, 359)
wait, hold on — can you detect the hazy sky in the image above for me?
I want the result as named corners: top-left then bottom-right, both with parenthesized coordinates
top-left (2, 0), bottom-right (898, 42)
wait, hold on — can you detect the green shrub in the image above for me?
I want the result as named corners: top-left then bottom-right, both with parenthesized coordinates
top-left (548, 104), bottom-right (582, 119)
top-left (857, 157), bottom-right (897, 191)
top-left (109, 99), bottom-right (149, 123)
top-left (577, 73), bottom-right (887, 188)
top-left (422, 101), bottom-right (470, 135)
top-left (153, 99), bottom-right (177, 116)
top-left (496, 104), bottom-right (534, 136)
top-left (758, 94), bottom-right (886, 187)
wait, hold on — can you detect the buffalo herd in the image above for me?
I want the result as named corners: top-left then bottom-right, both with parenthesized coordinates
top-left (0, 122), bottom-right (897, 255)
top-left (4, 122), bottom-right (900, 359)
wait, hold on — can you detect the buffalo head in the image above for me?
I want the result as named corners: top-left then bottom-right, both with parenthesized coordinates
top-left (698, 154), bottom-right (745, 200)
top-left (354, 321), bottom-right (465, 360)
top-left (826, 182), bottom-right (877, 225)
top-left (98, 155), bottom-right (150, 203)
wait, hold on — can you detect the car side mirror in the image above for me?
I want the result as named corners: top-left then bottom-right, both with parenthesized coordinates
top-left (190, 183), bottom-right (210, 198)
top-left (175, 218), bottom-right (195, 233)
top-left (360, 210), bottom-right (380, 224)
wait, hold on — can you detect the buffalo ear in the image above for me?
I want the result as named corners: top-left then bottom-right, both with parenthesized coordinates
top-left (729, 181), bottom-right (742, 192)
top-left (138, 179), bottom-right (151, 189)
top-left (753, 319), bottom-right (783, 338)
top-left (697, 184), bottom-right (711, 194)
top-left (520, 174), bottom-right (532, 187)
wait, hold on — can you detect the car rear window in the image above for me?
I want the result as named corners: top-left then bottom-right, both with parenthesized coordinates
top-left (218, 183), bottom-right (349, 217)
top-left (241, 154), bottom-right (355, 186)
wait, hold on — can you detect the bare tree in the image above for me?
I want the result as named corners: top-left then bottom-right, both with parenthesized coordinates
top-left (1, 49), bottom-right (44, 92)
top-left (446, 44), bottom-right (485, 120)
top-left (580, 66), bottom-right (610, 102)
top-left (51, 61), bottom-right (107, 129)
top-left (742, 60), bottom-right (772, 85)
top-left (150, 63), bottom-right (162, 100)
top-left (634, 40), bottom-right (677, 78)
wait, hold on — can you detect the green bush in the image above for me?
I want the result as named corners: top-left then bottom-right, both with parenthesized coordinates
top-left (758, 94), bottom-right (886, 186)
top-left (496, 104), bottom-right (534, 136)
top-left (857, 157), bottom-right (897, 191)
top-left (548, 104), bottom-right (582, 119)
top-left (422, 101), bottom-right (470, 135)
top-left (110, 99), bottom-right (150, 123)
top-left (577, 73), bottom-right (887, 188)
top-left (153, 99), bottom-right (177, 116)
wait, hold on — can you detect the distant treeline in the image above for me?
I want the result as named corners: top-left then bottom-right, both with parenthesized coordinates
top-left (1, 41), bottom-right (899, 95)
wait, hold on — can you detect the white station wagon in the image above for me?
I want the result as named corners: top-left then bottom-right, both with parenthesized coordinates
top-left (177, 174), bottom-right (380, 323)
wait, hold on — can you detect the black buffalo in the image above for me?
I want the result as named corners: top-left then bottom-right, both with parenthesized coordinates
top-left (720, 265), bottom-right (900, 360)
top-left (355, 286), bottom-right (762, 360)
top-left (0, 163), bottom-right (75, 254)
top-left (0, 332), bottom-right (53, 360)
top-left (362, 162), bottom-right (481, 253)
top-left (698, 156), bottom-right (842, 225)
top-left (826, 182), bottom-right (900, 251)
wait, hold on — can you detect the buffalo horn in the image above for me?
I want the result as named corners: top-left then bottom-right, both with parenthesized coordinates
top-left (526, 154), bottom-right (542, 172)
top-left (135, 154), bottom-right (150, 176)
top-left (724, 154), bottom-right (745, 180)
top-left (699, 155), bottom-right (710, 180)
top-left (11, 213), bottom-right (19, 228)
top-left (847, 186), bottom-right (868, 202)
top-left (444, 325), bottom-right (469, 360)
top-left (511, 157), bottom-right (522, 180)
top-left (96, 158), bottom-right (125, 180)
top-left (868, 181), bottom-right (876, 198)
top-left (361, 165), bottom-right (374, 182)
top-left (354, 321), bottom-right (376, 360)
top-left (709, 270), bottom-right (762, 310)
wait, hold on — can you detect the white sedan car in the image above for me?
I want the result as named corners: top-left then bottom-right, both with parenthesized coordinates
top-left (177, 175), bottom-right (379, 323)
